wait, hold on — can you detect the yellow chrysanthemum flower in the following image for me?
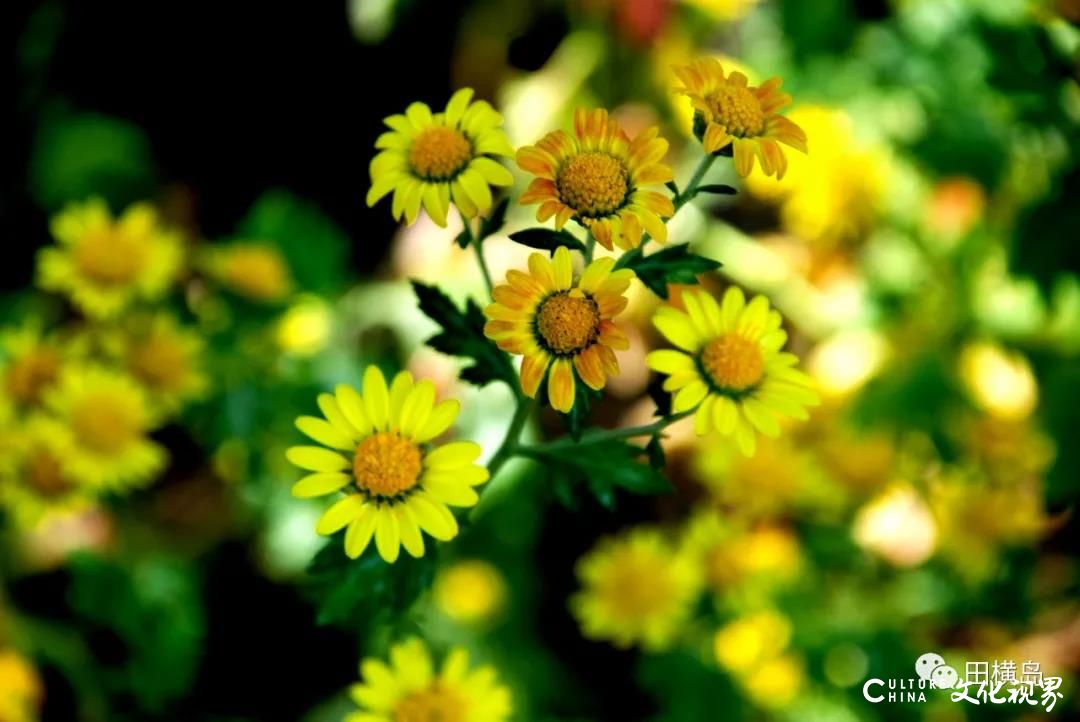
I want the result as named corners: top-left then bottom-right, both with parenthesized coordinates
top-left (433, 559), bottom-right (508, 625)
top-left (681, 511), bottom-right (802, 595)
top-left (0, 648), bottom-right (43, 722)
top-left (646, 287), bottom-right (819, 455)
top-left (286, 366), bottom-right (488, 563)
top-left (347, 637), bottom-right (512, 722)
top-left (367, 88), bottom-right (514, 227)
top-left (106, 314), bottom-right (208, 414)
top-left (673, 58), bottom-right (807, 178)
top-left (571, 528), bottom-right (702, 651)
top-left (0, 324), bottom-right (66, 411)
top-left (38, 198), bottom-right (183, 318)
top-left (483, 246), bottom-right (633, 413)
top-left (44, 365), bottom-right (166, 490)
top-left (201, 242), bottom-right (294, 303)
top-left (517, 108), bottom-right (674, 251)
top-left (0, 416), bottom-right (94, 528)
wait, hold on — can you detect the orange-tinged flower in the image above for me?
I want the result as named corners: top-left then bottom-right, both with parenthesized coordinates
top-left (483, 246), bottom-right (633, 412)
top-left (674, 58), bottom-right (806, 178)
top-left (517, 108), bottom-right (674, 251)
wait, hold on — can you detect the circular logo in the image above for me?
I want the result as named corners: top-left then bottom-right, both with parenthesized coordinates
top-left (931, 664), bottom-right (959, 689)
top-left (915, 652), bottom-right (946, 681)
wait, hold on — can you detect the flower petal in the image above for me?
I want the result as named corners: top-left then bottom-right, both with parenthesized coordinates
top-left (316, 494), bottom-right (366, 535)
top-left (286, 446), bottom-right (349, 472)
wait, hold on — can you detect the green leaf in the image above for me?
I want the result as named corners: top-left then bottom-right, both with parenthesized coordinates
top-left (480, 196), bottom-right (511, 239)
top-left (454, 228), bottom-right (472, 249)
top-left (615, 244), bottom-right (722, 298)
top-left (563, 376), bottom-right (600, 441)
top-left (508, 228), bottom-right (587, 255)
top-left (304, 540), bottom-right (434, 630)
top-left (411, 281), bottom-right (517, 387)
top-left (532, 439), bottom-right (673, 498)
top-left (647, 376), bottom-right (673, 417)
top-left (646, 434), bottom-right (666, 470)
top-left (695, 183), bottom-right (737, 196)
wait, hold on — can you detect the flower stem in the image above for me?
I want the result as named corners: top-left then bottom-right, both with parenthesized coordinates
top-left (486, 395), bottom-right (534, 480)
top-left (583, 229), bottom-right (596, 264)
top-left (517, 410), bottom-right (692, 455)
top-left (674, 154), bottom-right (717, 211)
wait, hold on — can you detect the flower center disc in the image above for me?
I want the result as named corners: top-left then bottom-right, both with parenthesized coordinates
top-left (700, 333), bottom-right (765, 392)
top-left (27, 450), bottom-right (72, 497)
top-left (129, 336), bottom-right (188, 391)
top-left (556, 152), bottom-right (629, 217)
top-left (705, 86), bottom-right (766, 137)
top-left (70, 394), bottom-right (141, 453)
top-left (408, 126), bottom-right (473, 180)
top-left (353, 432), bottom-right (423, 498)
top-left (394, 685), bottom-right (465, 722)
top-left (601, 555), bottom-right (672, 619)
top-left (5, 349), bottom-right (60, 404)
top-left (74, 229), bottom-right (145, 285)
top-left (536, 292), bottom-right (600, 355)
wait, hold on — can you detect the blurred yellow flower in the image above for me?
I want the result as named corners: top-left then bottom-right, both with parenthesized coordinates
top-left (347, 637), bottom-right (512, 722)
top-left (517, 108), bottom-right (674, 250)
top-left (646, 287), bottom-right (818, 455)
top-left (44, 365), bottom-right (166, 490)
top-left (683, 512), bottom-right (803, 595)
top-left (202, 243), bottom-right (293, 303)
top-left (674, 58), bottom-right (806, 178)
top-left (0, 649), bottom-right (43, 722)
top-left (745, 106), bottom-right (887, 248)
top-left (38, 198), bottom-right (182, 318)
top-left (109, 314), bottom-right (207, 414)
top-left (433, 559), bottom-right (508, 625)
top-left (286, 366), bottom-right (487, 563)
top-left (681, 0), bottom-right (760, 21)
top-left (692, 436), bottom-right (808, 519)
top-left (367, 88), bottom-right (514, 226)
top-left (0, 324), bottom-right (66, 411)
top-left (958, 341), bottom-right (1038, 421)
top-left (571, 527), bottom-right (702, 651)
top-left (275, 296), bottom-right (332, 356)
top-left (484, 247), bottom-right (632, 413)
top-left (852, 484), bottom-right (938, 568)
top-left (741, 653), bottom-right (804, 708)
top-left (0, 415), bottom-right (93, 527)
top-left (714, 609), bottom-right (792, 673)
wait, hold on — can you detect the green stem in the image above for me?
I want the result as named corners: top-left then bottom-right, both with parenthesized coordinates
top-left (674, 154), bottom-right (717, 211)
top-left (463, 217), bottom-right (495, 297)
top-left (486, 396), bottom-right (534, 479)
top-left (583, 229), bottom-right (596, 264)
top-left (518, 410), bottom-right (692, 455)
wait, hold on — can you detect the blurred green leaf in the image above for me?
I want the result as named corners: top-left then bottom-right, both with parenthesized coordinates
top-left (529, 439), bottom-right (672, 501)
top-left (412, 281), bottom-right (517, 387)
top-left (481, 196), bottom-right (511, 239)
top-left (615, 244), bottom-right (721, 298)
top-left (508, 228), bottom-right (587, 255)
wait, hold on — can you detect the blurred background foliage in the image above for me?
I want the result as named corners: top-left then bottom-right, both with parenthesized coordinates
top-left (2, 0), bottom-right (1079, 720)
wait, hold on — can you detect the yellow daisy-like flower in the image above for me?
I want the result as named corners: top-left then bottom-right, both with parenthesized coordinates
top-left (367, 88), bottom-right (514, 227)
top-left (571, 527), bottom-right (702, 651)
top-left (517, 108), bottom-right (674, 251)
top-left (201, 242), bottom-right (294, 303)
top-left (0, 324), bottom-right (66, 411)
top-left (286, 366), bottom-right (488, 563)
top-left (0, 416), bottom-right (93, 528)
top-left (646, 287), bottom-right (819, 456)
top-left (43, 365), bottom-right (166, 490)
top-left (483, 246), bottom-right (633, 413)
top-left (433, 559), bottom-right (508, 625)
top-left (107, 314), bottom-right (208, 414)
top-left (347, 637), bottom-right (512, 722)
top-left (0, 648), bottom-right (43, 722)
top-left (38, 198), bottom-right (183, 319)
top-left (673, 58), bottom-right (807, 179)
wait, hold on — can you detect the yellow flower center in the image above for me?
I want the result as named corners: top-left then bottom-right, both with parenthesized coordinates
top-left (353, 432), bottom-right (423, 498)
top-left (599, 553), bottom-right (673, 620)
top-left (408, 126), bottom-right (473, 180)
top-left (700, 333), bottom-right (765, 393)
top-left (394, 685), bottom-right (466, 722)
top-left (5, 348), bottom-right (60, 405)
top-left (705, 85), bottom-right (766, 138)
top-left (70, 393), bottom-right (142, 453)
top-left (556, 152), bottom-right (629, 217)
top-left (74, 228), bottom-right (146, 286)
top-left (536, 291), bottom-right (600, 355)
top-left (128, 334), bottom-right (189, 391)
top-left (27, 449), bottom-right (72, 497)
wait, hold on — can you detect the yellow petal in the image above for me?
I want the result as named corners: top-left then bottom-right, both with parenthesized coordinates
top-left (286, 446), bottom-right (349, 472)
top-left (527, 252), bottom-right (557, 291)
top-left (413, 399), bottom-right (460, 443)
top-left (653, 307), bottom-right (702, 352)
top-left (344, 506), bottom-right (378, 558)
top-left (292, 472), bottom-right (351, 498)
top-left (672, 380), bottom-right (709, 412)
top-left (396, 506), bottom-right (425, 558)
top-left (551, 246), bottom-right (573, 290)
top-left (387, 370), bottom-right (414, 431)
top-left (374, 510), bottom-right (401, 563)
top-left (547, 358), bottom-right (575, 413)
top-left (318, 393), bottom-right (363, 439)
top-left (694, 395), bottom-right (715, 435)
top-left (363, 366), bottom-right (390, 431)
top-left (424, 441), bottom-right (482, 470)
top-left (316, 494), bottom-right (366, 535)
top-left (408, 494), bottom-right (458, 541)
top-left (295, 416), bottom-right (354, 450)
top-left (423, 478), bottom-right (480, 507)
top-left (333, 385), bottom-right (372, 436)
top-left (742, 398), bottom-right (781, 437)
top-left (398, 380), bottom-right (436, 440)
top-left (645, 349), bottom-right (694, 375)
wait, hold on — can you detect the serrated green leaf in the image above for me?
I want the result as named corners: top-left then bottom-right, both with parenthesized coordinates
top-left (646, 434), bottom-right (667, 470)
top-left (508, 228), bottom-right (587, 255)
top-left (615, 244), bottom-right (722, 298)
top-left (411, 281), bottom-right (516, 388)
top-left (529, 440), bottom-right (673, 498)
top-left (563, 375), bottom-right (600, 440)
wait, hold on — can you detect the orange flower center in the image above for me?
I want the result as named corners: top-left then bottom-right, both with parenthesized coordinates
top-left (536, 291), bottom-right (600, 355)
top-left (393, 685), bottom-right (466, 722)
top-left (74, 228), bottom-right (146, 285)
top-left (408, 126), bottom-right (473, 180)
top-left (700, 333), bottom-right (765, 392)
top-left (705, 85), bottom-right (766, 138)
top-left (70, 393), bottom-right (142, 453)
top-left (5, 348), bottom-right (60, 405)
top-left (556, 152), bottom-right (628, 217)
top-left (353, 432), bottom-right (423, 498)
top-left (128, 333), bottom-right (189, 391)
top-left (27, 449), bottom-right (73, 497)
